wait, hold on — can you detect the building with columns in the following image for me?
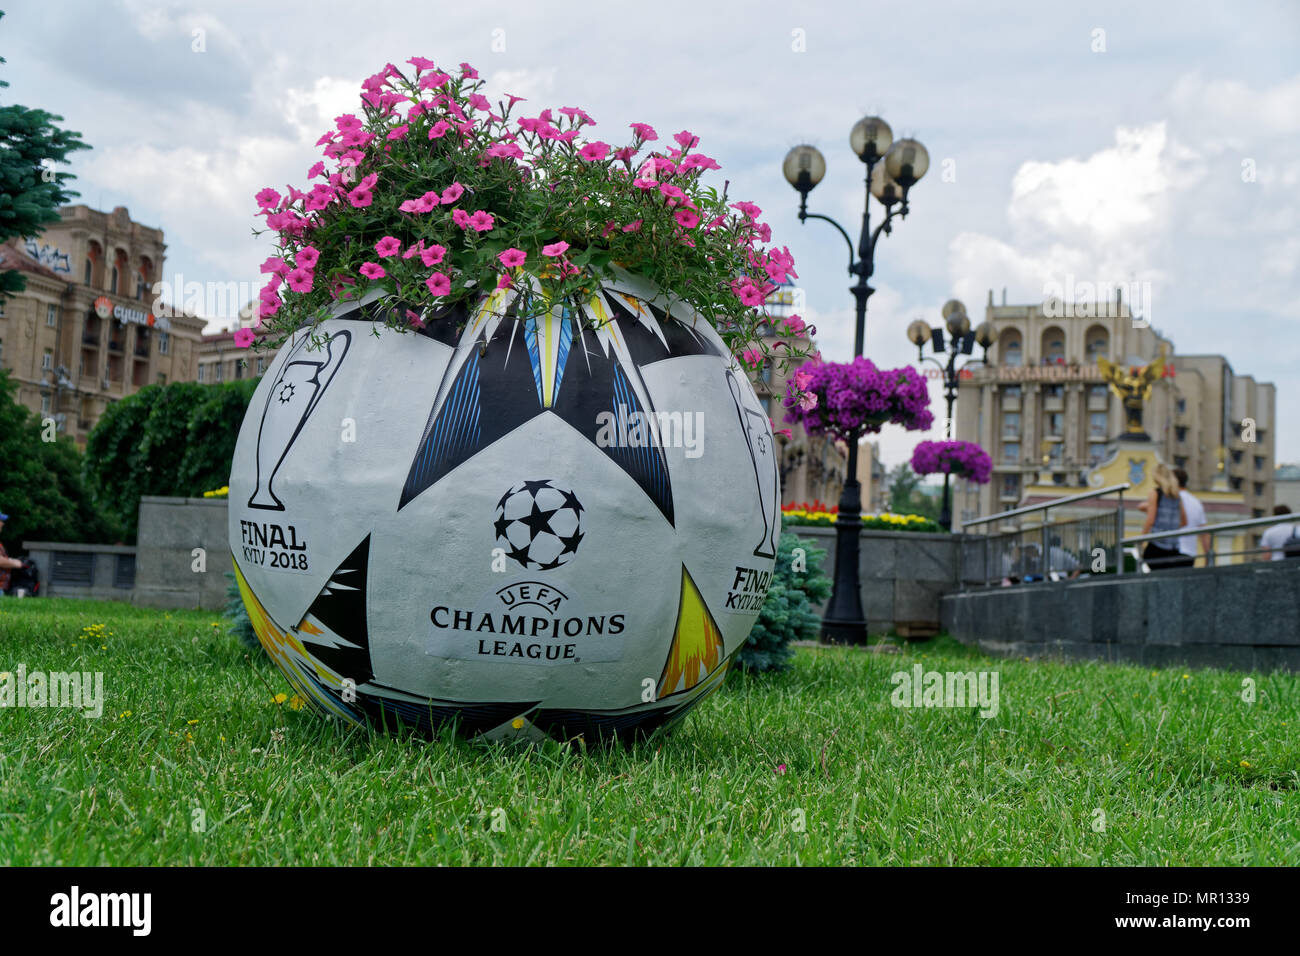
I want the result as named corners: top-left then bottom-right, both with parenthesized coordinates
top-left (953, 290), bottom-right (1276, 524)
top-left (0, 205), bottom-right (205, 444)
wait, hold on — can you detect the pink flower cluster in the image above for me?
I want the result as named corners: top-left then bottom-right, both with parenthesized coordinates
top-left (910, 440), bottom-right (993, 484)
top-left (783, 357), bottom-right (934, 442)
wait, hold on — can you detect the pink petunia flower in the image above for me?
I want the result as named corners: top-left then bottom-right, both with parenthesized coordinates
top-left (420, 244), bottom-right (447, 267)
top-left (496, 273), bottom-right (512, 291)
top-left (258, 294), bottom-right (281, 319)
top-left (260, 256), bottom-right (288, 276)
top-left (541, 241), bottom-right (569, 257)
top-left (799, 393), bottom-right (818, 411)
top-left (374, 236), bottom-right (402, 257)
top-left (441, 182), bottom-right (465, 204)
top-left (632, 178), bottom-right (658, 190)
top-left (459, 62), bottom-right (479, 79)
top-left (740, 348), bottom-right (762, 367)
top-left (674, 209), bottom-right (700, 229)
top-left (578, 141), bottom-right (610, 162)
top-left (359, 262), bottom-right (386, 280)
top-left (622, 220), bottom-right (642, 233)
top-left (468, 93), bottom-right (492, 112)
top-left (730, 200), bottom-right (762, 220)
top-left (674, 130), bottom-right (700, 149)
top-left (629, 122), bottom-right (657, 141)
top-left (286, 267), bottom-right (314, 293)
top-left (425, 271), bottom-right (451, 296)
top-left (468, 210), bottom-right (495, 232)
top-left (407, 56), bottom-right (437, 73)
top-left (233, 327), bottom-right (255, 348)
top-left (497, 248), bottom-right (527, 268)
top-left (255, 187), bottom-right (280, 209)
top-left (451, 209), bottom-right (472, 228)
top-left (387, 125), bottom-right (409, 141)
top-left (335, 113), bottom-right (362, 131)
top-left (347, 186), bottom-right (373, 208)
top-left (307, 161), bottom-right (325, 179)
top-left (427, 120), bottom-right (452, 139)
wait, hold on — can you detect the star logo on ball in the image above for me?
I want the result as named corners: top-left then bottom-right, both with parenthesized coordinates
top-left (494, 479), bottom-right (584, 571)
top-left (277, 382), bottom-right (296, 404)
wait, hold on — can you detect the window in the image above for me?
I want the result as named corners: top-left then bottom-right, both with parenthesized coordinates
top-left (84, 259), bottom-right (93, 285)
top-left (1001, 474), bottom-right (1019, 498)
top-left (157, 372), bottom-right (167, 385)
top-left (1255, 455), bottom-right (1265, 470)
top-left (1232, 449), bottom-right (1243, 465)
top-left (1002, 442), bottom-right (1020, 463)
top-left (1044, 385), bottom-right (1063, 399)
top-left (1001, 412), bottom-right (1020, 435)
top-left (197, 364), bottom-right (206, 383)
top-left (1048, 443), bottom-right (1063, 463)
top-left (40, 393), bottom-right (51, 415)
top-left (111, 266), bottom-right (119, 294)
top-left (42, 349), bottom-right (53, 371)
top-left (1003, 341), bottom-right (1022, 368)
top-left (136, 275), bottom-right (146, 300)
top-left (760, 396), bottom-right (772, 416)
top-left (256, 357), bottom-right (266, 374)
top-left (1176, 398), bottom-right (1186, 415)
top-left (0, 298), bottom-right (5, 317)
top-left (1254, 482), bottom-right (1264, 496)
top-left (1052, 472), bottom-right (1067, 486)
top-left (1089, 412), bottom-right (1107, 438)
top-left (158, 332), bottom-right (170, 355)
top-left (759, 359), bottom-right (772, 384)
top-left (46, 304), bottom-right (58, 327)
top-left (1046, 412), bottom-right (1064, 437)
top-left (214, 362), bottom-right (224, 382)
top-left (1003, 385), bottom-right (1021, 399)
top-left (0, 338), bottom-right (4, 362)
top-left (1088, 442), bottom-right (1106, 463)
top-left (1175, 426), bottom-right (1188, 443)
top-left (1089, 384), bottom-right (1108, 401)
top-left (1230, 476), bottom-right (1243, 491)
top-left (1174, 455), bottom-right (1188, 470)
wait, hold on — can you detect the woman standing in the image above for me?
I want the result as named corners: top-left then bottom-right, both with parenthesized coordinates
top-left (1140, 464), bottom-right (1187, 571)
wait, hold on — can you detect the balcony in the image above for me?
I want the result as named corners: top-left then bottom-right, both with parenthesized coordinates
top-left (1043, 395), bottom-right (1065, 412)
top-left (1001, 394), bottom-right (1021, 412)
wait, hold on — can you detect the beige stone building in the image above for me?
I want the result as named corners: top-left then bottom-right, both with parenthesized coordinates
top-left (0, 205), bottom-right (205, 444)
top-left (198, 304), bottom-right (273, 384)
top-left (953, 290), bottom-right (1276, 522)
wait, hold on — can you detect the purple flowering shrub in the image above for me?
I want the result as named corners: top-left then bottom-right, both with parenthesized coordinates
top-left (910, 440), bottom-right (992, 484)
top-left (782, 357), bottom-right (933, 444)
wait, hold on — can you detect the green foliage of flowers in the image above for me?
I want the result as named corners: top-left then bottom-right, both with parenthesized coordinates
top-left (735, 533), bottom-right (831, 673)
top-left (249, 56), bottom-right (805, 364)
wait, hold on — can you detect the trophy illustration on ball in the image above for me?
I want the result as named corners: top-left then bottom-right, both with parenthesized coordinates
top-left (248, 330), bottom-right (352, 511)
top-left (726, 369), bottom-right (780, 558)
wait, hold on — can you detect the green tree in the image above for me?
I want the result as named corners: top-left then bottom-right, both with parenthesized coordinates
top-left (886, 462), bottom-right (941, 521)
top-left (0, 369), bottom-right (122, 549)
top-left (0, 11), bottom-right (91, 297)
top-left (84, 379), bottom-right (260, 538)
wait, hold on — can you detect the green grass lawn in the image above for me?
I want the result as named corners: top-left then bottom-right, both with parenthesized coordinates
top-left (1, 596), bottom-right (1297, 865)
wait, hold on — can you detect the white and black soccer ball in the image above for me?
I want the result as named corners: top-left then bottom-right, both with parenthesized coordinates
top-left (494, 480), bottom-right (584, 571)
top-left (229, 271), bottom-right (780, 743)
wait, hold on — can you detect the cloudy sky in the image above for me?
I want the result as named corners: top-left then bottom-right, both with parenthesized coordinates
top-left (8, 0), bottom-right (1299, 465)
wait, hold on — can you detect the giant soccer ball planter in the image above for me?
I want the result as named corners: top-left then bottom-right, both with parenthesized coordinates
top-left (229, 271), bottom-right (780, 742)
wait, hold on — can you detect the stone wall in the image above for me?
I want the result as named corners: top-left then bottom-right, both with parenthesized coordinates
top-left (790, 526), bottom-right (960, 637)
top-left (941, 560), bottom-right (1300, 671)
top-left (131, 496), bottom-right (230, 610)
top-left (20, 542), bottom-right (137, 600)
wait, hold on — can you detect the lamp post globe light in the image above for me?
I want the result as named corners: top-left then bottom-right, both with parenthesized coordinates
top-left (908, 299), bottom-right (995, 531)
top-left (780, 118), bottom-right (928, 646)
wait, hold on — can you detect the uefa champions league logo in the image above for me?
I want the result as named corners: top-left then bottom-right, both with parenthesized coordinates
top-left (494, 480), bottom-right (585, 571)
top-left (248, 331), bottom-right (351, 511)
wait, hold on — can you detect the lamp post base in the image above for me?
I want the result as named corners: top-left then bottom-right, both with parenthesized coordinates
top-left (820, 471), bottom-right (868, 646)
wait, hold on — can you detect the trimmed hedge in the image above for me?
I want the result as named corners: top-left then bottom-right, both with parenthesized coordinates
top-left (85, 378), bottom-right (260, 540)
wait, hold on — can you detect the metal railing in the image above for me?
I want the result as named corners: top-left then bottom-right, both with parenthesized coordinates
top-left (1123, 511), bottom-right (1300, 569)
top-left (959, 483), bottom-right (1130, 588)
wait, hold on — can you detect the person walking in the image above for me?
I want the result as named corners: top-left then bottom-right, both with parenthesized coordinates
top-left (1140, 465), bottom-right (1187, 571)
top-left (1173, 468), bottom-right (1210, 568)
top-left (1259, 504), bottom-right (1300, 561)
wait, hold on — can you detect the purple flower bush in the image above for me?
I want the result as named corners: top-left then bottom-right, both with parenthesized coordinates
top-left (910, 440), bottom-right (993, 484)
top-left (782, 357), bottom-right (933, 444)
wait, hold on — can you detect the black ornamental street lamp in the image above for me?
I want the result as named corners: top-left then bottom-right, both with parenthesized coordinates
top-left (906, 299), bottom-right (995, 531)
top-left (781, 118), bottom-right (929, 646)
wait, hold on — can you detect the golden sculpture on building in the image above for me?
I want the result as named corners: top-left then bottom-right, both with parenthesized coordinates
top-left (1097, 352), bottom-right (1165, 437)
